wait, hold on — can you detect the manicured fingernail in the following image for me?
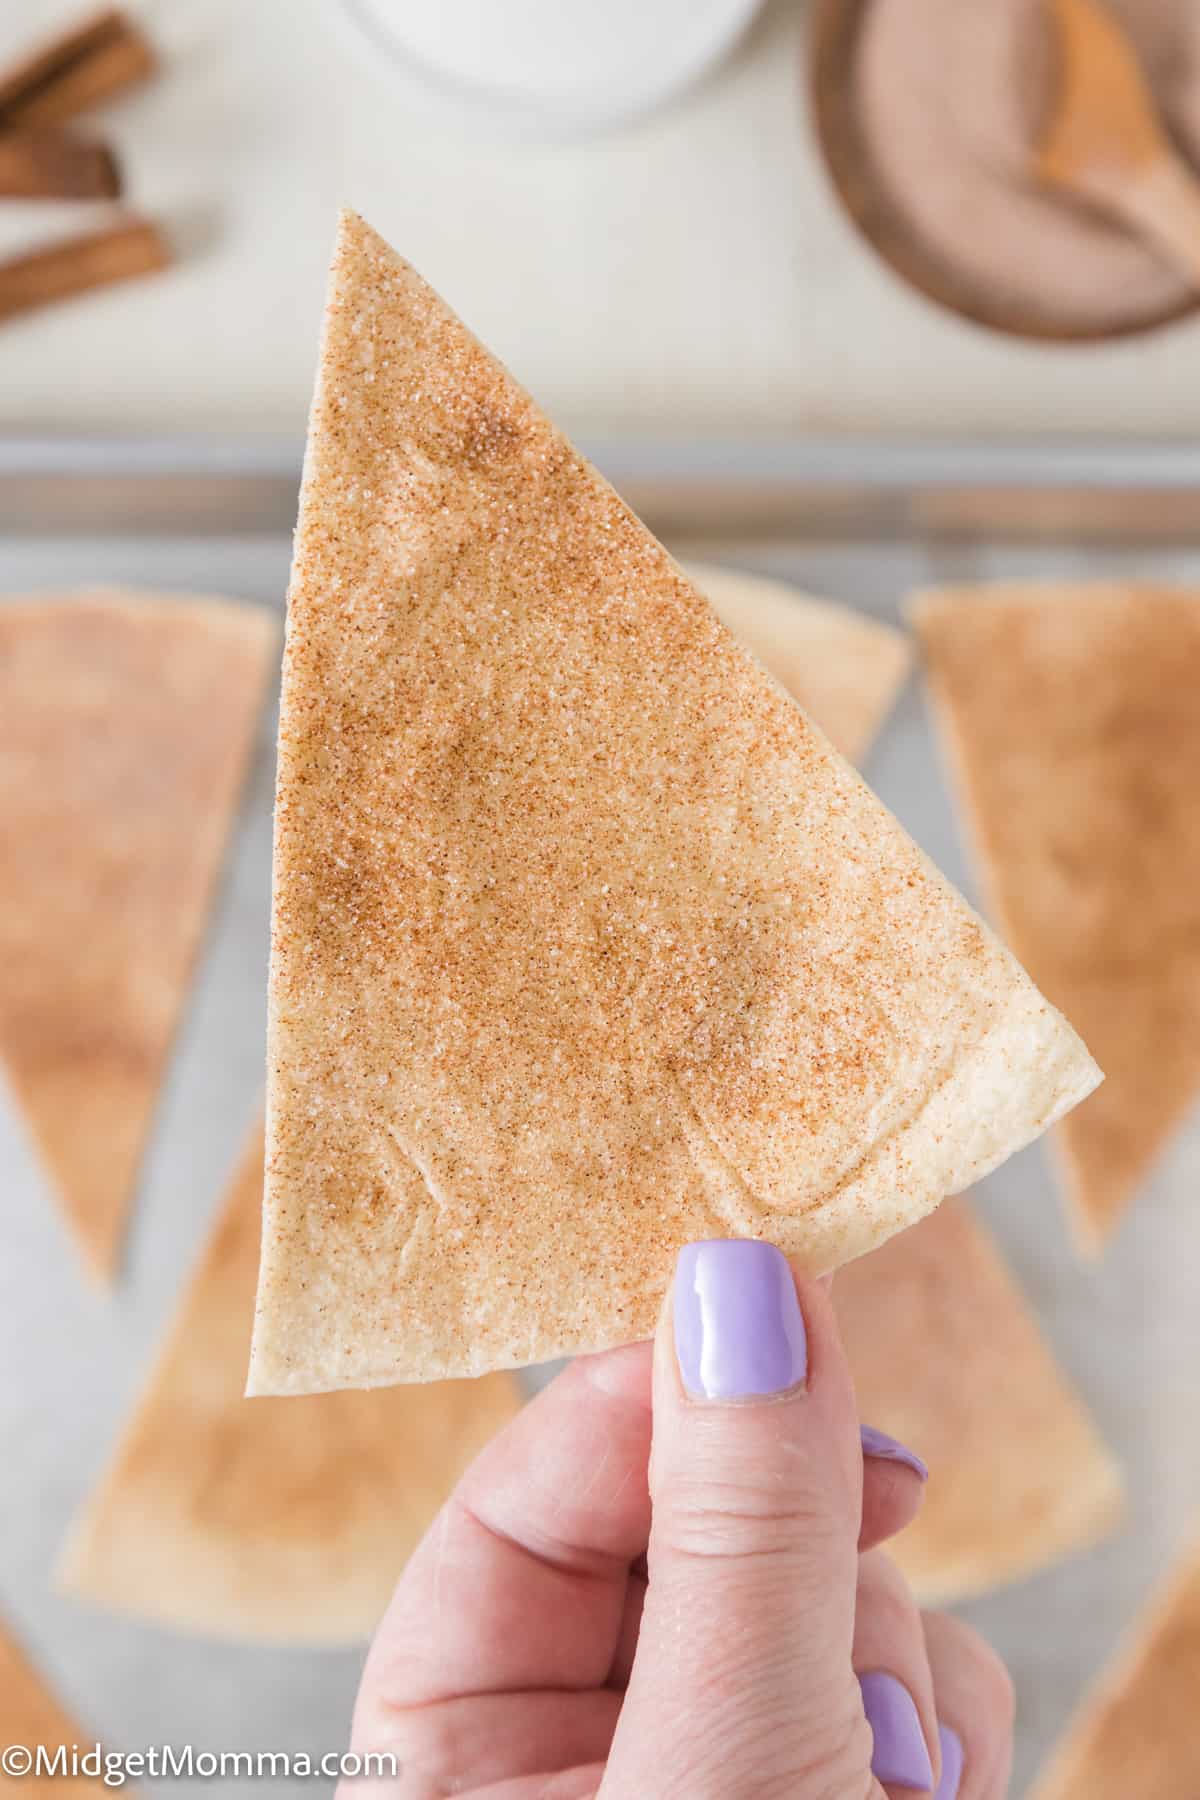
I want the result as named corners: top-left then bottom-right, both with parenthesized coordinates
top-left (935, 1725), bottom-right (964, 1799)
top-left (861, 1424), bottom-right (929, 1483)
top-left (860, 1671), bottom-right (935, 1791)
top-left (673, 1240), bottom-right (807, 1400)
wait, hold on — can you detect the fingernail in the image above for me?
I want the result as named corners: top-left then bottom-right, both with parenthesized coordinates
top-left (859, 1671), bottom-right (935, 1791)
top-left (935, 1725), bottom-right (964, 1799)
top-left (861, 1424), bottom-right (929, 1483)
top-left (673, 1240), bottom-right (807, 1400)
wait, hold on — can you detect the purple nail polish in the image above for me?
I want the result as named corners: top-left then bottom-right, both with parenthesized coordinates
top-left (860, 1671), bottom-right (935, 1791)
top-left (673, 1240), bottom-right (807, 1400)
top-left (861, 1424), bottom-right (929, 1483)
top-left (935, 1725), bottom-right (964, 1799)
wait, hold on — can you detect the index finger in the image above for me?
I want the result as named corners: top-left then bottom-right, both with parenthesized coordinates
top-left (367, 1340), bottom-right (654, 1708)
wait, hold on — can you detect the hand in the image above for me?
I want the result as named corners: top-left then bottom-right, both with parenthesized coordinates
top-left (341, 1240), bottom-right (1014, 1798)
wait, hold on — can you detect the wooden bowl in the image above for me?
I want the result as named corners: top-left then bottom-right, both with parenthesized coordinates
top-left (807, 0), bottom-right (1200, 343)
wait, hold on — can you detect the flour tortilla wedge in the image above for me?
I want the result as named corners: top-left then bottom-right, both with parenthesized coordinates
top-left (0, 589), bottom-right (274, 1279)
top-left (1032, 1530), bottom-right (1200, 1799)
top-left (249, 211), bottom-right (1100, 1392)
top-left (0, 1619), bottom-right (103, 1793)
top-left (60, 1120), bottom-right (521, 1643)
top-left (834, 1197), bottom-right (1123, 1603)
top-left (916, 582), bottom-right (1200, 1249)
top-left (682, 563), bottom-right (910, 764)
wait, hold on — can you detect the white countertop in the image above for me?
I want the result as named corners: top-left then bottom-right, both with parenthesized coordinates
top-left (3, 0), bottom-right (1200, 443)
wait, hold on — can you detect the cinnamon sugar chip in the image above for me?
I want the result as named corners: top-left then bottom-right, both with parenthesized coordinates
top-left (249, 211), bottom-right (1100, 1391)
top-left (836, 1198), bottom-right (1122, 1603)
top-left (684, 563), bottom-right (910, 765)
top-left (0, 1616), bottom-right (105, 1793)
top-left (0, 588), bottom-right (274, 1280)
top-left (61, 1120), bottom-right (521, 1643)
top-left (1033, 1529), bottom-right (1200, 1799)
top-left (916, 582), bottom-right (1200, 1249)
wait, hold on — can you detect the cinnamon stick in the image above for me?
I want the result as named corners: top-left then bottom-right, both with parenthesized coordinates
top-left (0, 128), bottom-right (120, 200)
top-left (0, 218), bottom-right (170, 325)
top-left (0, 9), bottom-right (156, 130)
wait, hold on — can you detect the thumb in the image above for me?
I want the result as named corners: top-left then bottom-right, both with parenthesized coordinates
top-left (601, 1240), bottom-right (881, 1800)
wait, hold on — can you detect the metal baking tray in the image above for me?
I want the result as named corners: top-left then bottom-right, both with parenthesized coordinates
top-left (4, 435), bottom-right (1200, 1797)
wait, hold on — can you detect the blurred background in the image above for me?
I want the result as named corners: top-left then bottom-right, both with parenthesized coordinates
top-left (6, 0), bottom-right (1200, 442)
top-left (3, 1), bottom-right (1200, 1796)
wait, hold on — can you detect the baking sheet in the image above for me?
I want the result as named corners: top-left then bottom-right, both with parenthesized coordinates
top-left (3, 437), bottom-right (1200, 1797)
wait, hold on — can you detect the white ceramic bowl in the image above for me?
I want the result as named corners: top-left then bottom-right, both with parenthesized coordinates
top-left (327, 0), bottom-right (765, 140)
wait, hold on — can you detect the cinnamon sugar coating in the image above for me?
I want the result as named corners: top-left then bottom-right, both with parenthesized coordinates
top-left (249, 213), bottom-right (1099, 1391)
top-left (917, 581), bottom-right (1200, 1248)
top-left (0, 587), bottom-right (274, 1279)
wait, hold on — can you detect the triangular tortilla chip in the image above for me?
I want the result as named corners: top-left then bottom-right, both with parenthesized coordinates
top-left (0, 589), bottom-right (274, 1280)
top-left (60, 1121), bottom-right (522, 1643)
top-left (682, 563), bottom-right (910, 764)
top-left (916, 583), bottom-right (1200, 1248)
top-left (834, 1197), bottom-right (1123, 1603)
top-left (1032, 1529), bottom-right (1200, 1798)
top-left (249, 211), bottom-right (1100, 1392)
top-left (0, 1618), bottom-right (104, 1792)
